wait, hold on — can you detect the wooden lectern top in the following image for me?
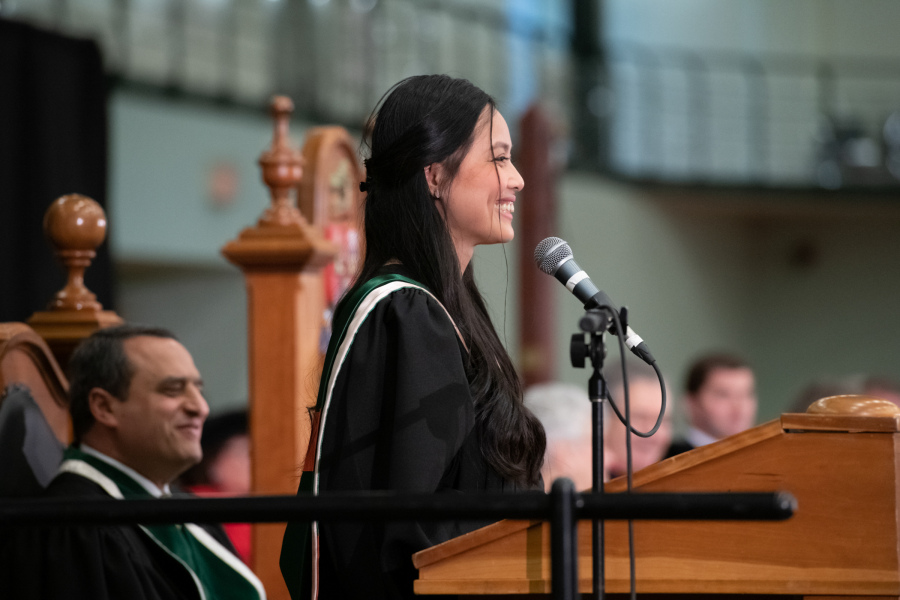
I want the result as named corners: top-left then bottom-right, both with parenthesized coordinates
top-left (414, 405), bottom-right (900, 597)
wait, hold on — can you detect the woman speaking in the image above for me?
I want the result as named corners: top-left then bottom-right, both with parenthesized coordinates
top-left (281, 74), bottom-right (546, 600)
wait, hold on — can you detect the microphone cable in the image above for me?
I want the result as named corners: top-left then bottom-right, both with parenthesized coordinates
top-left (601, 308), bottom-right (666, 600)
top-left (606, 307), bottom-right (638, 600)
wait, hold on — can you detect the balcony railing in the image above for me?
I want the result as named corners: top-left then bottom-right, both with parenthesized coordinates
top-left (592, 41), bottom-right (900, 189)
top-left (6, 0), bottom-right (900, 189)
top-left (4, 0), bottom-right (571, 131)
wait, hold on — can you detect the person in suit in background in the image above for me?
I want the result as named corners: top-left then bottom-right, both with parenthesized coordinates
top-left (665, 352), bottom-right (757, 458)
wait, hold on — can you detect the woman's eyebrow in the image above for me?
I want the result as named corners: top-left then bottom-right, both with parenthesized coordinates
top-left (493, 141), bottom-right (511, 152)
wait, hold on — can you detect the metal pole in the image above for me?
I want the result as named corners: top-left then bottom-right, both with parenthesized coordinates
top-left (582, 314), bottom-right (609, 600)
top-left (551, 478), bottom-right (579, 600)
top-left (0, 490), bottom-right (796, 525)
top-left (591, 378), bottom-right (605, 600)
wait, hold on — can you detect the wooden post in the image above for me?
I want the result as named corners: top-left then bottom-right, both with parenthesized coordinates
top-left (221, 97), bottom-right (337, 600)
top-left (27, 194), bottom-right (123, 369)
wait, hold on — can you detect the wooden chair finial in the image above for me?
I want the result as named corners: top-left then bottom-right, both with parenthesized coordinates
top-left (42, 194), bottom-right (106, 311)
top-left (257, 95), bottom-right (305, 227)
top-left (28, 194), bottom-right (122, 369)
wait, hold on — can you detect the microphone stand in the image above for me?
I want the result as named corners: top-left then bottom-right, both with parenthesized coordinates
top-left (571, 308), bottom-right (612, 600)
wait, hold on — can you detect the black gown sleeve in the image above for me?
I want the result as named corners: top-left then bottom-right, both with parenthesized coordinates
top-left (316, 287), bottom-right (476, 600)
top-left (0, 524), bottom-right (199, 600)
top-left (0, 475), bottom-right (199, 600)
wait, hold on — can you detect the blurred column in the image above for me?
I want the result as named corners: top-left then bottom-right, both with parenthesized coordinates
top-left (518, 105), bottom-right (560, 387)
top-left (571, 0), bottom-right (607, 170)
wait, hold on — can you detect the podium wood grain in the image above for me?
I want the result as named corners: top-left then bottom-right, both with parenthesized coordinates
top-left (414, 414), bottom-right (900, 597)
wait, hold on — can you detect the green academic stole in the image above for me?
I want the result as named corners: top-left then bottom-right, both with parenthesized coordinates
top-left (279, 273), bottom-right (463, 600)
top-left (58, 447), bottom-right (266, 600)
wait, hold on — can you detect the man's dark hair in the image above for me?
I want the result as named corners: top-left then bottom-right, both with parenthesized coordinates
top-left (684, 352), bottom-right (750, 395)
top-left (68, 324), bottom-right (178, 443)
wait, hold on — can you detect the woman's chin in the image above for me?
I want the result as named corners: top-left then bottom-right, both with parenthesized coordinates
top-left (492, 231), bottom-right (514, 245)
top-left (476, 227), bottom-right (514, 247)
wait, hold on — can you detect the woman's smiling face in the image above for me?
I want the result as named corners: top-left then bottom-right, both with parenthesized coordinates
top-left (434, 106), bottom-right (524, 270)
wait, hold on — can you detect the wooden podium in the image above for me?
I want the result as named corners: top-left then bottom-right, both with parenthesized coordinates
top-left (414, 405), bottom-right (900, 598)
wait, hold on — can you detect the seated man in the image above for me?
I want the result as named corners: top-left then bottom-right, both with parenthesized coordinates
top-left (0, 325), bottom-right (265, 600)
top-left (665, 352), bottom-right (757, 457)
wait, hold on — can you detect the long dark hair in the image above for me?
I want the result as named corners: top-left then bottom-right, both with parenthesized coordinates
top-left (354, 74), bottom-right (545, 487)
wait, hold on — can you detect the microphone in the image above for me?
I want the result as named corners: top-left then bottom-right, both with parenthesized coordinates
top-left (534, 236), bottom-right (655, 365)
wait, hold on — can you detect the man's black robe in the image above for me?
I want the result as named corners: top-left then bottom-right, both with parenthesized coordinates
top-left (0, 461), bottom-right (261, 600)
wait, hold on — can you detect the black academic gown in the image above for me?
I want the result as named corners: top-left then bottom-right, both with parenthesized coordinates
top-left (0, 471), bottom-right (247, 600)
top-left (314, 270), bottom-right (534, 600)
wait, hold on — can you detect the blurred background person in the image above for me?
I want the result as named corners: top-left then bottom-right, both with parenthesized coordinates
top-left (524, 382), bottom-right (599, 491)
top-left (666, 353), bottom-right (757, 458)
top-left (178, 409), bottom-right (252, 563)
top-left (604, 358), bottom-right (672, 480)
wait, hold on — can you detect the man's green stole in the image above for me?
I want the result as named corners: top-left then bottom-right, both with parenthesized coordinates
top-left (59, 447), bottom-right (266, 600)
top-left (279, 273), bottom-right (451, 600)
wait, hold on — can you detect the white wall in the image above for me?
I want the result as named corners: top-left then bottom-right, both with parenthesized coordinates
top-left (109, 90), bottom-right (289, 410)
top-left (108, 86), bottom-right (900, 428)
top-left (110, 92), bottom-right (307, 265)
top-left (552, 175), bottom-right (750, 397)
top-left (556, 177), bottom-right (900, 423)
top-left (745, 201), bottom-right (900, 416)
top-left (116, 266), bottom-right (249, 412)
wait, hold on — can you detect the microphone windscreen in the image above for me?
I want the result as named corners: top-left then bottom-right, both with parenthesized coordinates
top-left (534, 237), bottom-right (572, 275)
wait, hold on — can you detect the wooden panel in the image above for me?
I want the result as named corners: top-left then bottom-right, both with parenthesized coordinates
top-left (415, 418), bottom-right (900, 596)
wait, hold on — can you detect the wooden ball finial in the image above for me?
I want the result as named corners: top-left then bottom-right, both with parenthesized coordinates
top-left (257, 95), bottom-right (306, 227)
top-left (807, 394), bottom-right (900, 417)
top-left (43, 194), bottom-right (107, 311)
top-left (28, 194), bottom-right (123, 369)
